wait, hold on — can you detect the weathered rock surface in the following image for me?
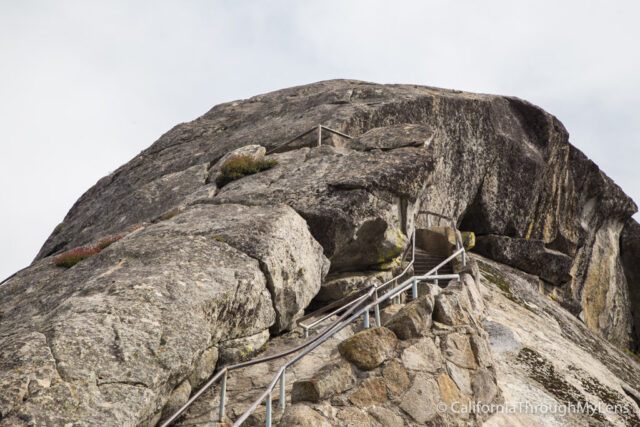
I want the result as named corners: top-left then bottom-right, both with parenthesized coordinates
top-left (399, 373), bottom-right (442, 423)
top-left (2, 80), bottom-right (639, 425)
top-left (217, 330), bottom-right (270, 365)
top-left (279, 405), bottom-right (332, 427)
top-left (173, 322), bottom-right (359, 426)
top-left (0, 202), bottom-right (327, 424)
top-left (286, 255), bottom-right (501, 426)
top-left (32, 80), bottom-right (638, 347)
top-left (433, 284), bottom-right (476, 326)
top-left (382, 359), bottom-right (411, 397)
top-left (315, 270), bottom-right (392, 303)
top-left (476, 254), bottom-right (640, 426)
top-left (475, 234), bottom-right (573, 285)
top-left (346, 123), bottom-right (435, 151)
top-left (0, 221), bottom-right (276, 425)
top-left (187, 346), bottom-right (218, 389)
top-left (348, 376), bottom-right (388, 406)
top-left (385, 294), bottom-right (434, 339)
top-left (175, 248), bottom-right (640, 427)
top-left (160, 203), bottom-right (329, 332)
top-left (160, 380), bottom-right (191, 422)
top-left (291, 361), bottom-right (356, 403)
top-left (338, 327), bottom-right (398, 370)
top-left (212, 146), bottom-right (416, 271)
top-left (401, 337), bottom-right (443, 372)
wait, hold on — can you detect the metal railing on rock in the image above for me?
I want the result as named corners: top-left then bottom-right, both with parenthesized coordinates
top-left (265, 124), bottom-right (352, 154)
top-left (233, 246), bottom-right (464, 427)
top-left (297, 231), bottom-right (417, 338)
top-left (162, 235), bottom-right (465, 426)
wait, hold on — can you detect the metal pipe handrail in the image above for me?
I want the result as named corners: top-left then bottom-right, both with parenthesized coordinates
top-left (232, 294), bottom-right (372, 426)
top-left (296, 282), bottom-right (372, 326)
top-left (232, 248), bottom-right (464, 426)
top-left (304, 296), bottom-right (363, 330)
top-left (160, 287), bottom-right (372, 427)
top-left (418, 210), bottom-right (453, 220)
top-left (265, 125), bottom-right (352, 155)
top-left (320, 126), bottom-right (353, 140)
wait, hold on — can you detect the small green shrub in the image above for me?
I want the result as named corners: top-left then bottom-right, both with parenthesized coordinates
top-left (213, 235), bottom-right (226, 243)
top-left (54, 223), bottom-right (64, 234)
top-left (53, 247), bottom-right (99, 268)
top-left (216, 155), bottom-right (277, 187)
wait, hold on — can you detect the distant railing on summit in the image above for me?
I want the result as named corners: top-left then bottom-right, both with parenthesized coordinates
top-left (266, 124), bottom-right (353, 154)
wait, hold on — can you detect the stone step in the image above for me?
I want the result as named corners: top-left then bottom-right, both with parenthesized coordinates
top-left (413, 250), bottom-right (454, 277)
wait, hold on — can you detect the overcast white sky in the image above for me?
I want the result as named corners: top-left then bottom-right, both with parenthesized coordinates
top-left (1, 1), bottom-right (638, 281)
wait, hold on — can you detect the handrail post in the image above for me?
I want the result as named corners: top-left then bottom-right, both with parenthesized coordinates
top-left (364, 309), bottom-right (370, 329)
top-left (317, 125), bottom-right (322, 146)
top-left (374, 289), bottom-right (381, 327)
top-left (266, 393), bottom-right (272, 427)
top-left (434, 269), bottom-right (438, 286)
top-left (412, 278), bottom-right (418, 299)
top-left (279, 368), bottom-right (287, 414)
top-left (412, 230), bottom-right (415, 263)
top-left (219, 370), bottom-right (227, 421)
top-left (393, 280), bottom-right (397, 304)
top-left (279, 369), bottom-right (286, 413)
top-left (450, 216), bottom-right (467, 267)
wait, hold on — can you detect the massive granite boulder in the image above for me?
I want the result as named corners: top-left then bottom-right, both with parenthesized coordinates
top-left (1, 80), bottom-right (638, 425)
top-left (32, 80), bottom-right (637, 350)
top-left (212, 145), bottom-right (421, 271)
top-left (0, 204), bottom-right (325, 425)
top-left (157, 203), bottom-right (330, 332)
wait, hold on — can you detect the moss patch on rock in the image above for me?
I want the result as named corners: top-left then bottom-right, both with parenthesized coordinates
top-left (215, 155), bottom-right (277, 187)
top-left (478, 260), bottom-right (511, 294)
top-left (623, 347), bottom-right (640, 364)
top-left (477, 259), bottom-right (533, 312)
